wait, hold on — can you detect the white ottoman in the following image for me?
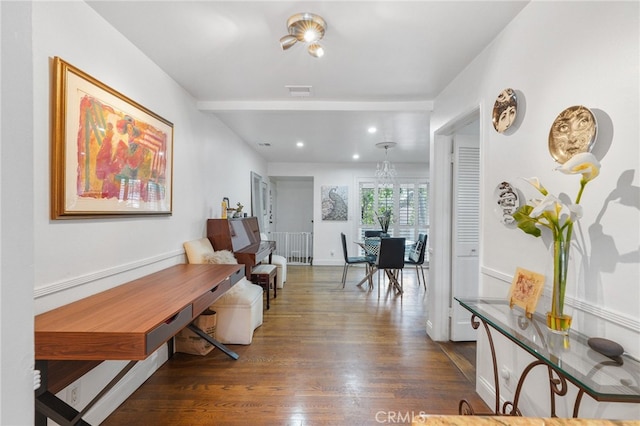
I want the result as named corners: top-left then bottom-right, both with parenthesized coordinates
top-left (271, 254), bottom-right (287, 289)
top-left (260, 233), bottom-right (287, 289)
top-left (211, 278), bottom-right (263, 345)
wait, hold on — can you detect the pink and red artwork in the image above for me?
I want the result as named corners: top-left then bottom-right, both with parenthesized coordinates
top-left (76, 95), bottom-right (168, 204)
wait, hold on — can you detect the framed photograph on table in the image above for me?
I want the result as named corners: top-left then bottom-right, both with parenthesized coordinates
top-left (508, 267), bottom-right (545, 318)
top-left (51, 57), bottom-right (173, 219)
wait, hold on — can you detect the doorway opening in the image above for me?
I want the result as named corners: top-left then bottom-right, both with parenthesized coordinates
top-left (269, 176), bottom-right (314, 265)
top-left (427, 107), bottom-right (481, 343)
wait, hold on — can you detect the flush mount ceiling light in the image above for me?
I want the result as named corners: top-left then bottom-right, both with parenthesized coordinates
top-left (375, 142), bottom-right (398, 183)
top-left (279, 13), bottom-right (327, 58)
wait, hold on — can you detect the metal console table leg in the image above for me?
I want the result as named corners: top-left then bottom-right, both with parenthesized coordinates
top-left (187, 323), bottom-right (239, 360)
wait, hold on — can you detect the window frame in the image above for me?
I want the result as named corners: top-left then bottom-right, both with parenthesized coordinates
top-left (356, 177), bottom-right (429, 251)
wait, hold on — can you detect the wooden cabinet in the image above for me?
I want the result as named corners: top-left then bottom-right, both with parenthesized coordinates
top-left (207, 217), bottom-right (274, 278)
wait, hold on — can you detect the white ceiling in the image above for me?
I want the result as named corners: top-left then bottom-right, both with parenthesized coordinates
top-left (87, 1), bottom-right (529, 164)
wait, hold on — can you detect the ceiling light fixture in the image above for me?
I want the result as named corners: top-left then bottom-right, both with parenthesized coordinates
top-left (279, 13), bottom-right (327, 58)
top-left (375, 142), bottom-right (398, 183)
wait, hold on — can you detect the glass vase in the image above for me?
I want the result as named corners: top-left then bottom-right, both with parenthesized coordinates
top-left (546, 239), bottom-right (572, 334)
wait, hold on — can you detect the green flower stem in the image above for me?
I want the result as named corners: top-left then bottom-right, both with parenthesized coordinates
top-left (565, 179), bottom-right (587, 247)
top-left (552, 238), bottom-right (567, 317)
top-left (555, 179), bottom-right (587, 318)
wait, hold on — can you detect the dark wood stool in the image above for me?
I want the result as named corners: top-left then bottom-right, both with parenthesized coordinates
top-left (251, 264), bottom-right (277, 310)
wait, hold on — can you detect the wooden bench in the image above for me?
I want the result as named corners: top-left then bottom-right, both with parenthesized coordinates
top-left (251, 264), bottom-right (277, 309)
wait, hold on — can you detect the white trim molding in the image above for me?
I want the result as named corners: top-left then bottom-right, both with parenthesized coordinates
top-left (480, 266), bottom-right (640, 333)
top-left (34, 250), bottom-right (184, 299)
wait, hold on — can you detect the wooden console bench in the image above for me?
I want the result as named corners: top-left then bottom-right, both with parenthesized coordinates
top-left (34, 263), bottom-right (243, 426)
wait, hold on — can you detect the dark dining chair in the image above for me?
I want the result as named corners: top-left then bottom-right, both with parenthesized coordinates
top-left (340, 233), bottom-right (374, 288)
top-left (405, 233), bottom-right (428, 290)
top-left (375, 237), bottom-right (406, 297)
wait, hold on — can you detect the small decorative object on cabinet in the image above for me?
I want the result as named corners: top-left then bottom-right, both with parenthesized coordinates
top-left (512, 152), bottom-right (601, 334)
top-left (234, 202), bottom-right (244, 218)
top-left (221, 198), bottom-right (229, 218)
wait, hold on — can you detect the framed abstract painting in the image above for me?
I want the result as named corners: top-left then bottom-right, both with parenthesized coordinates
top-left (50, 57), bottom-right (173, 219)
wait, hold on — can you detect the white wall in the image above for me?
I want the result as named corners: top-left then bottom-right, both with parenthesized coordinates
top-left (268, 162), bottom-right (429, 266)
top-left (32, 2), bottom-right (266, 313)
top-left (1, 2), bottom-right (36, 425)
top-left (1, 2), bottom-right (267, 424)
top-left (430, 1), bottom-right (639, 419)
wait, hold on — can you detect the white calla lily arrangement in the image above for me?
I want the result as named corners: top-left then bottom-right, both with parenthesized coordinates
top-left (512, 152), bottom-right (601, 332)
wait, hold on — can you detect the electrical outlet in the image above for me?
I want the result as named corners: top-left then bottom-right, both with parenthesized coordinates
top-left (33, 370), bottom-right (41, 391)
top-left (67, 383), bottom-right (80, 407)
top-left (500, 367), bottom-right (513, 391)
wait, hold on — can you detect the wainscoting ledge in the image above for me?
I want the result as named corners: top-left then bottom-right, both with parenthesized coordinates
top-left (34, 250), bottom-right (184, 299)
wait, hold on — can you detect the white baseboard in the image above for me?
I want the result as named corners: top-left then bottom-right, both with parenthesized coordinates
top-left (476, 375), bottom-right (501, 415)
top-left (425, 319), bottom-right (434, 338)
top-left (67, 345), bottom-right (169, 425)
top-left (313, 259), bottom-right (341, 266)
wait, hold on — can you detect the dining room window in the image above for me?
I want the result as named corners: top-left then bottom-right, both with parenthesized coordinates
top-left (357, 178), bottom-right (429, 244)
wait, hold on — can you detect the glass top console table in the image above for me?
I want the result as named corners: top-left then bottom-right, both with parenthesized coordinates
top-left (455, 298), bottom-right (640, 418)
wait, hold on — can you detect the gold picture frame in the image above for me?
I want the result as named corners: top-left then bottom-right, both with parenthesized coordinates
top-left (51, 57), bottom-right (173, 219)
top-left (508, 267), bottom-right (545, 318)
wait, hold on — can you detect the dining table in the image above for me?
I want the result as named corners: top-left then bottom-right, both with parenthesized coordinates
top-left (353, 238), bottom-right (379, 288)
top-left (353, 237), bottom-right (412, 292)
top-left (355, 237), bottom-right (415, 258)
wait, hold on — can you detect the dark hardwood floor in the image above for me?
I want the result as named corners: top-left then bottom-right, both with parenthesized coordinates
top-left (102, 265), bottom-right (488, 425)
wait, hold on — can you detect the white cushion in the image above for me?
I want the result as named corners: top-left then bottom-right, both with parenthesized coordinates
top-left (252, 264), bottom-right (277, 275)
top-left (203, 250), bottom-right (237, 265)
top-left (183, 238), bottom-right (215, 264)
top-left (214, 278), bottom-right (260, 306)
top-left (270, 254), bottom-right (287, 288)
top-left (260, 233), bottom-right (287, 288)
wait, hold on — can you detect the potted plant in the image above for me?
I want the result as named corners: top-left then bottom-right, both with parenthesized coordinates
top-left (376, 210), bottom-right (392, 236)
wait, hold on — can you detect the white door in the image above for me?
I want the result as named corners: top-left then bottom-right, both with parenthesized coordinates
top-left (251, 172), bottom-right (266, 232)
top-left (450, 134), bottom-right (480, 341)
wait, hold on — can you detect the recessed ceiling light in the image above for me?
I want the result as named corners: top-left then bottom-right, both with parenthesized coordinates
top-left (368, 127), bottom-right (377, 134)
top-left (352, 154), bottom-right (360, 160)
top-left (296, 141), bottom-right (304, 147)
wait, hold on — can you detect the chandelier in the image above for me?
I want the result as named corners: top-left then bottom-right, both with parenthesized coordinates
top-left (279, 13), bottom-right (327, 58)
top-left (375, 142), bottom-right (397, 183)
